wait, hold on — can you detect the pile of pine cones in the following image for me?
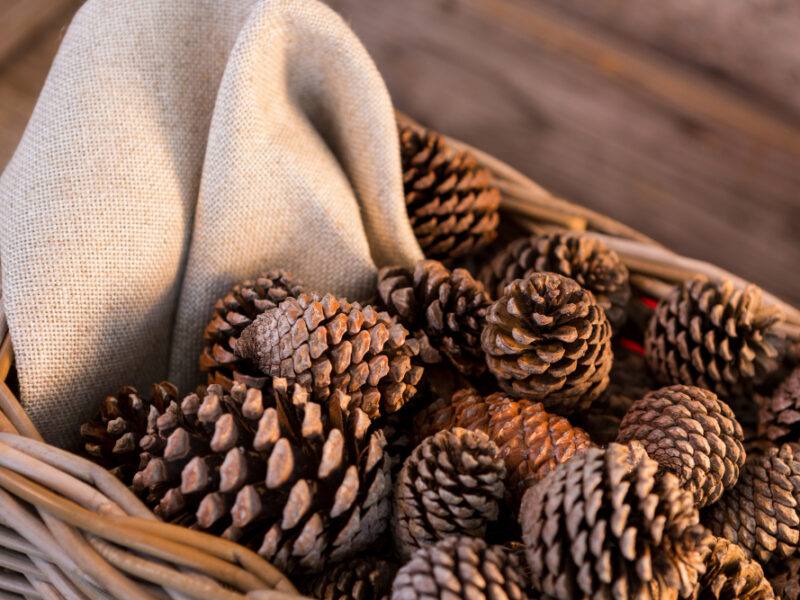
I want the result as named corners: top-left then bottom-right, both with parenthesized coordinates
top-left (80, 122), bottom-right (800, 600)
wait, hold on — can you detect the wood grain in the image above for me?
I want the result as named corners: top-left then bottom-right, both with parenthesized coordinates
top-left (0, 0), bottom-right (77, 66)
top-left (328, 0), bottom-right (800, 305)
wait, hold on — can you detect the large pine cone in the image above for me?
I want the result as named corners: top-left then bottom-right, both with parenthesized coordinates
top-left (80, 382), bottom-right (177, 482)
top-left (414, 389), bottom-right (593, 499)
top-left (616, 385), bottom-right (745, 508)
top-left (392, 427), bottom-right (506, 560)
top-left (399, 124), bottom-right (500, 263)
top-left (200, 271), bottom-right (305, 390)
top-left (235, 293), bottom-right (424, 420)
top-left (695, 536), bottom-right (774, 600)
top-left (759, 367), bottom-right (800, 443)
top-left (765, 557), bottom-right (800, 600)
top-left (481, 272), bottom-right (613, 413)
top-left (480, 232), bottom-right (631, 331)
top-left (299, 556), bottom-right (399, 600)
top-left (116, 379), bottom-right (391, 574)
top-left (703, 443), bottom-right (800, 563)
top-left (645, 277), bottom-right (783, 401)
top-left (520, 442), bottom-right (711, 600)
top-left (377, 260), bottom-right (490, 375)
top-left (391, 536), bottom-right (528, 600)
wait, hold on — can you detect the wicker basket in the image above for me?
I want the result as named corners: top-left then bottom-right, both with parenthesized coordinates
top-left (0, 116), bottom-right (797, 600)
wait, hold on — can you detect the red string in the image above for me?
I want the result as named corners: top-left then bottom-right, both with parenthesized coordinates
top-left (640, 296), bottom-right (658, 309)
top-left (619, 338), bottom-right (645, 356)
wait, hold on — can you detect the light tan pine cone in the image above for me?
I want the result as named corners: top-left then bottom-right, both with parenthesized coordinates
top-left (645, 276), bottom-right (783, 401)
top-left (520, 442), bottom-right (711, 600)
top-left (200, 271), bottom-right (304, 390)
top-left (392, 427), bottom-right (506, 560)
top-left (115, 379), bottom-right (391, 574)
top-left (694, 536), bottom-right (774, 600)
top-left (80, 382), bottom-right (177, 483)
top-left (765, 557), bottom-right (800, 600)
top-left (391, 536), bottom-right (528, 600)
top-left (377, 260), bottom-right (490, 375)
top-left (481, 272), bottom-right (613, 413)
top-left (759, 367), bottom-right (800, 443)
top-left (480, 232), bottom-right (631, 331)
top-left (703, 443), bottom-right (800, 563)
top-left (399, 123), bottom-right (500, 263)
top-left (235, 293), bottom-right (424, 419)
top-left (299, 556), bottom-right (399, 600)
top-left (616, 384), bottom-right (745, 508)
top-left (413, 389), bottom-right (593, 500)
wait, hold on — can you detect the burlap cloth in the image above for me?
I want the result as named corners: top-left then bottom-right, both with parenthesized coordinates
top-left (0, 0), bottom-right (423, 448)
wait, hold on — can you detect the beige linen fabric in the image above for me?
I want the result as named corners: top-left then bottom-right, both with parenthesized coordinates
top-left (0, 0), bottom-right (422, 448)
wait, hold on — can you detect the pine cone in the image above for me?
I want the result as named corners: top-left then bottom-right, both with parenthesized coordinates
top-left (520, 442), bottom-right (711, 600)
top-left (124, 379), bottom-right (391, 574)
top-left (695, 536), bottom-right (774, 600)
top-left (377, 260), bottom-right (490, 375)
top-left (480, 232), bottom-right (631, 331)
top-left (645, 277), bottom-right (783, 401)
top-left (481, 272), bottom-right (613, 413)
top-left (391, 536), bottom-right (528, 600)
top-left (199, 271), bottom-right (305, 390)
top-left (765, 557), bottom-right (800, 600)
top-left (759, 367), bottom-right (800, 443)
top-left (80, 382), bottom-right (177, 482)
top-left (413, 390), bottom-right (593, 499)
top-left (399, 124), bottom-right (500, 263)
top-left (392, 427), bottom-right (506, 560)
top-left (299, 556), bottom-right (399, 600)
top-left (235, 293), bottom-right (424, 420)
top-left (616, 385), bottom-right (745, 508)
top-left (703, 443), bottom-right (800, 563)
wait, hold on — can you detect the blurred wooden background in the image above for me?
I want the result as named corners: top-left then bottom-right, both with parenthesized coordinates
top-left (1, 0), bottom-right (799, 305)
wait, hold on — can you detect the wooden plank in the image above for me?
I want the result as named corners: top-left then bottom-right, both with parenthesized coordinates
top-left (327, 0), bottom-right (800, 305)
top-left (0, 0), bottom-right (78, 66)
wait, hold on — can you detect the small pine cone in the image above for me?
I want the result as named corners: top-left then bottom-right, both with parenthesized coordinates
top-left (695, 536), bottom-right (774, 600)
top-left (765, 557), bottom-right (800, 600)
top-left (235, 293), bottom-right (424, 420)
top-left (300, 556), bottom-right (399, 600)
top-left (392, 428), bottom-right (506, 560)
top-left (759, 367), bottom-right (800, 443)
top-left (616, 385), bottom-right (745, 508)
top-left (127, 379), bottom-right (391, 574)
top-left (199, 271), bottom-right (304, 390)
top-left (645, 276), bottom-right (783, 401)
top-left (377, 260), bottom-right (490, 374)
top-left (413, 390), bottom-right (593, 499)
top-left (80, 382), bottom-right (177, 482)
top-left (481, 272), bottom-right (613, 413)
top-left (399, 124), bottom-right (500, 263)
top-left (391, 536), bottom-right (528, 600)
top-left (520, 442), bottom-right (712, 600)
top-left (480, 232), bottom-right (631, 330)
top-left (703, 443), bottom-right (800, 563)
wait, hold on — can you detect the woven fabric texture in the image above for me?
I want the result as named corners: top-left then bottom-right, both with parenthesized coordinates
top-left (0, 0), bottom-right (422, 447)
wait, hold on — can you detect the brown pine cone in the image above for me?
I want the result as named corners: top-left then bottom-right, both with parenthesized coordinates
top-left (480, 232), bottom-right (631, 331)
top-left (413, 390), bottom-right (593, 500)
top-left (80, 382), bottom-right (177, 482)
top-left (199, 271), bottom-right (304, 390)
top-left (695, 536), bottom-right (774, 600)
top-left (399, 124), bottom-right (500, 263)
top-left (118, 379), bottom-right (391, 574)
top-left (703, 443), bottom-right (800, 563)
top-left (616, 385), bottom-right (745, 508)
top-left (299, 556), bottom-right (399, 600)
top-left (392, 427), bottom-right (506, 560)
top-left (520, 442), bottom-right (711, 600)
top-left (481, 272), bottom-right (613, 413)
top-left (759, 367), bottom-right (800, 443)
top-left (645, 276), bottom-right (783, 401)
top-left (235, 293), bottom-right (424, 420)
top-left (765, 557), bottom-right (800, 600)
top-left (377, 260), bottom-right (490, 374)
top-left (391, 536), bottom-right (528, 600)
